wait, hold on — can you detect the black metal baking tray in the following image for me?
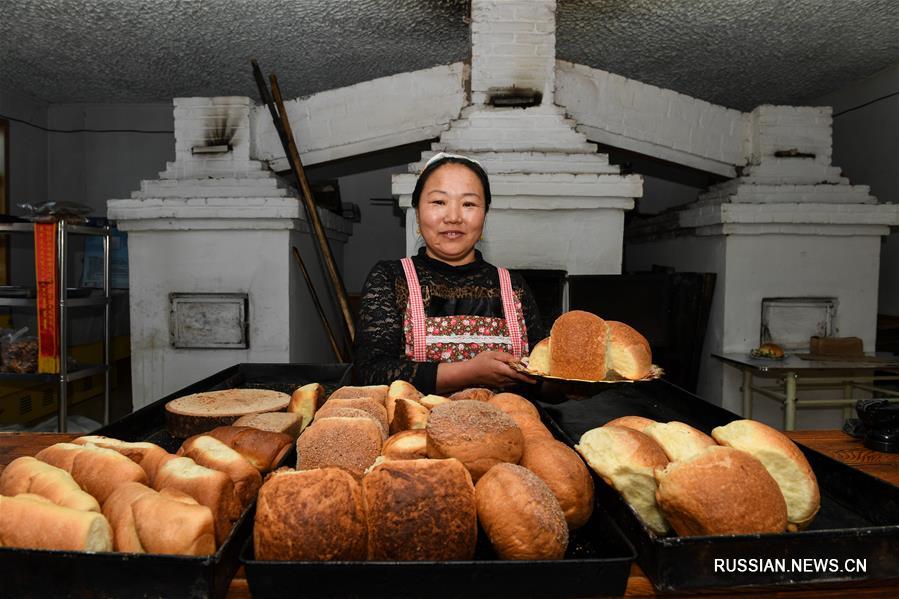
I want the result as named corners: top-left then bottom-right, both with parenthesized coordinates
top-left (0, 362), bottom-right (351, 599)
top-left (242, 397), bottom-right (636, 599)
top-left (533, 379), bottom-right (899, 591)
top-left (95, 362), bottom-right (353, 451)
top-left (241, 499), bottom-right (636, 599)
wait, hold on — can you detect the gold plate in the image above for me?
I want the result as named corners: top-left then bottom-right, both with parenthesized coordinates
top-left (511, 360), bottom-right (664, 383)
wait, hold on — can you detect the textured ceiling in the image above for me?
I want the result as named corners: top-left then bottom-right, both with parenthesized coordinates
top-left (1, 0), bottom-right (897, 111)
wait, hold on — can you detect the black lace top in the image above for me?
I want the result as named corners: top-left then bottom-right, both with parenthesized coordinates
top-left (354, 247), bottom-right (545, 394)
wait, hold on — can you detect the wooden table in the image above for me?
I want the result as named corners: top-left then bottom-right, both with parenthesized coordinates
top-left (1, 430), bottom-right (896, 598)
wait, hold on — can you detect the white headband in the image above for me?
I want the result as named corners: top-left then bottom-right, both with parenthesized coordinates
top-left (423, 152), bottom-right (484, 170)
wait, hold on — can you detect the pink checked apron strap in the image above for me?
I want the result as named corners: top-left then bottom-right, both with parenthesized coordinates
top-left (498, 267), bottom-right (524, 359)
top-left (400, 258), bottom-right (428, 361)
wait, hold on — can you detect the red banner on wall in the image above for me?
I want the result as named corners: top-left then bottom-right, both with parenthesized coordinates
top-left (34, 222), bottom-right (59, 373)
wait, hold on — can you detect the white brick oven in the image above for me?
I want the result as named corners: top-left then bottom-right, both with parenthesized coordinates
top-left (108, 97), bottom-right (351, 408)
top-left (626, 105), bottom-right (899, 427)
top-left (393, 0), bottom-right (642, 275)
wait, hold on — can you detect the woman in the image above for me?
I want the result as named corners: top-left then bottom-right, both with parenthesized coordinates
top-left (354, 153), bottom-right (544, 394)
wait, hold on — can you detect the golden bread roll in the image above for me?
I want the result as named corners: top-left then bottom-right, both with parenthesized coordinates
top-left (233, 412), bottom-right (302, 440)
top-left (520, 439), bottom-right (594, 529)
top-left (102, 482), bottom-right (216, 555)
top-left (295, 417), bottom-right (383, 479)
top-left (643, 422), bottom-right (717, 462)
top-left (34, 442), bottom-right (83, 472)
top-left (549, 310), bottom-right (608, 381)
top-left (102, 482), bottom-right (158, 552)
top-left (0, 456), bottom-right (100, 512)
top-left (254, 468), bottom-right (367, 561)
top-left (527, 337), bottom-right (550, 374)
top-left (177, 435), bottom-right (262, 508)
top-left (448, 388), bottom-right (494, 402)
top-left (42, 443), bottom-right (148, 505)
top-left (315, 406), bottom-right (388, 440)
top-left (153, 456), bottom-right (241, 545)
top-left (381, 430), bottom-right (428, 460)
top-left (426, 400), bottom-right (523, 482)
top-left (576, 426), bottom-right (671, 534)
top-left (363, 458), bottom-right (477, 560)
top-left (328, 385), bottom-right (389, 406)
top-left (287, 382), bottom-right (324, 433)
top-left (419, 394), bottom-right (452, 410)
top-left (603, 415), bottom-right (657, 433)
top-left (475, 463), bottom-right (568, 560)
top-left (386, 380), bottom-right (423, 424)
top-left (203, 426), bottom-right (293, 473)
top-left (504, 410), bottom-right (555, 443)
top-left (132, 489), bottom-right (217, 555)
top-left (655, 446), bottom-right (788, 536)
top-left (318, 398), bottom-right (388, 438)
top-left (0, 494), bottom-right (112, 552)
top-left (72, 436), bottom-right (171, 487)
top-left (487, 392), bottom-right (540, 420)
top-left (606, 321), bottom-right (653, 380)
top-left (712, 419), bottom-right (820, 530)
top-left (390, 398), bottom-right (429, 434)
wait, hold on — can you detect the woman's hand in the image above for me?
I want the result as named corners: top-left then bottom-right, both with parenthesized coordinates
top-left (436, 351), bottom-right (536, 393)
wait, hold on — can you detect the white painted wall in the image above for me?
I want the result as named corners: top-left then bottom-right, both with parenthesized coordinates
top-left (813, 63), bottom-right (899, 315)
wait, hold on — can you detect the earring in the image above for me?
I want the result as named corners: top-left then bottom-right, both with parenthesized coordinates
top-left (416, 226), bottom-right (421, 236)
top-left (479, 233), bottom-right (483, 241)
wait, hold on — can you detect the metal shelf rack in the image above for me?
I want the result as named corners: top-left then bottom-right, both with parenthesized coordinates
top-left (0, 220), bottom-right (111, 432)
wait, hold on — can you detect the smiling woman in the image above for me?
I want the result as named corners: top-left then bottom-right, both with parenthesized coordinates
top-left (354, 153), bottom-right (545, 395)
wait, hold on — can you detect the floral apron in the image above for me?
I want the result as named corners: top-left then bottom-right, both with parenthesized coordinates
top-left (400, 257), bottom-right (529, 363)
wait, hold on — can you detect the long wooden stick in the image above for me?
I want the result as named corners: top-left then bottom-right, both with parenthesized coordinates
top-left (292, 246), bottom-right (345, 362)
top-left (268, 74), bottom-right (355, 347)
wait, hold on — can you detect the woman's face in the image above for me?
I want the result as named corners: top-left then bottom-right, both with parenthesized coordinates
top-left (416, 163), bottom-right (487, 266)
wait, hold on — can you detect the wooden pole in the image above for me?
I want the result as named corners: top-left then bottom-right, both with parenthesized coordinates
top-left (292, 246), bottom-right (345, 362)
top-left (250, 59), bottom-right (356, 354)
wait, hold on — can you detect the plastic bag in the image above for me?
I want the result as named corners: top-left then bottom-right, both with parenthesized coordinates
top-left (18, 201), bottom-right (92, 224)
top-left (0, 327), bottom-right (38, 373)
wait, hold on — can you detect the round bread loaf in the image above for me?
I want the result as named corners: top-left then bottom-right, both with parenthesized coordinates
top-left (363, 458), bottom-right (477, 560)
top-left (426, 400), bottom-right (523, 482)
top-left (381, 430), bottom-right (428, 460)
top-left (448, 388), bottom-right (494, 402)
top-left (603, 415), bottom-right (657, 433)
top-left (487, 392), bottom-right (540, 420)
top-left (655, 445), bottom-right (788, 536)
top-left (165, 389), bottom-right (290, 438)
top-left (475, 463), bottom-right (569, 560)
top-left (549, 311), bottom-right (608, 381)
top-left (296, 417), bottom-right (383, 479)
top-left (520, 439), bottom-right (594, 529)
top-left (576, 426), bottom-right (671, 535)
top-left (711, 419), bottom-right (820, 530)
top-left (527, 337), bottom-right (550, 374)
top-left (643, 421), bottom-right (717, 462)
top-left (505, 410), bottom-right (555, 443)
top-left (254, 468), bottom-right (367, 561)
top-left (606, 321), bottom-right (653, 380)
